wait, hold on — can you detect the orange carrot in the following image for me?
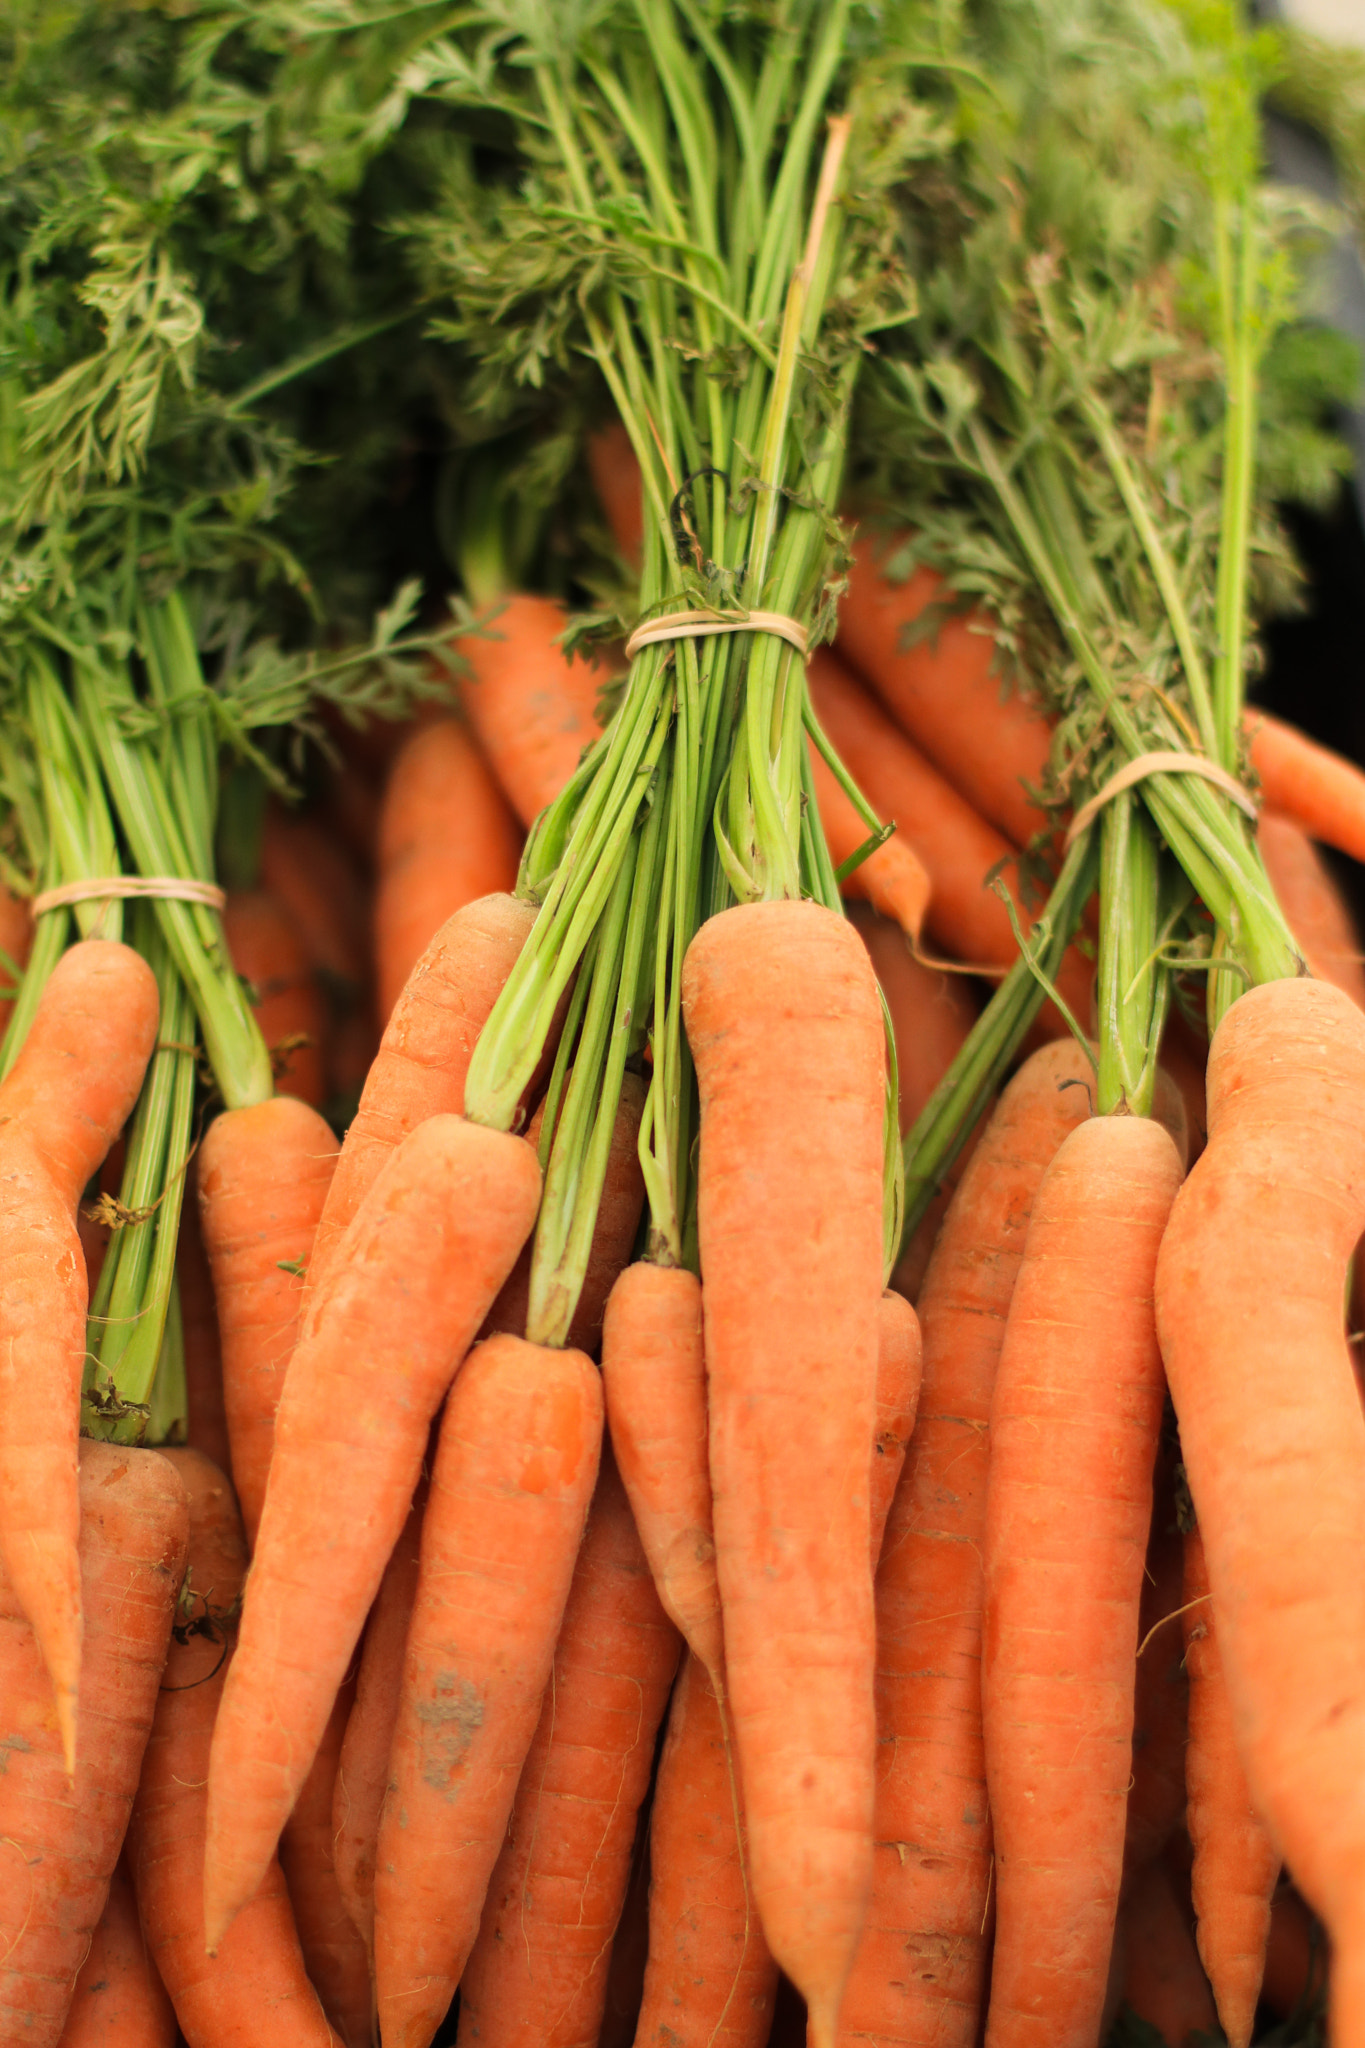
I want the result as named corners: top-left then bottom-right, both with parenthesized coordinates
top-left (869, 1291), bottom-right (921, 1566)
top-left (456, 594), bottom-right (606, 828)
top-left (1117, 1857), bottom-right (1219, 2048)
top-left (807, 743), bottom-right (932, 944)
top-left (1155, 977), bottom-right (1365, 2046)
top-left (586, 419), bottom-right (645, 566)
top-left (1247, 707), bottom-right (1365, 864)
top-left (0, 939), bottom-right (159, 1756)
top-left (197, 1095), bottom-right (339, 1550)
top-left (683, 899), bottom-right (885, 2046)
top-left (0, 882), bottom-right (32, 1038)
top-left (223, 889), bottom-right (329, 1108)
top-left (836, 534), bottom-right (1054, 849)
top-left (306, 892), bottom-right (536, 1302)
top-left (1181, 1526), bottom-right (1281, 2048)
top-left (837, 1039), bottom-right (1093, 2048)
top-left (0, 1441), bottom-right (188, 2047)
top-left (375, 716), bottom-right (523, 1026)
top-left (279, 1677), bottom-right (372, 2048)
top-left (453, 1451), bottom-right (682, 2048)
top-left (203, 1114), bottom-right (542, 1950)
top-left (260, 805), bottom-right (372, 993)
top-left (372, 1334), bottom-right (604, 2048)
top-left (128, 1448), bottom-right (340, 2048)
top-left (55, 1860), bottom-right (176, 2048)
top-left (847, 905), bottom-right (980, 1134)
top-left (1257, 809), bottom-right (1365, 1007)
top-left (1123, 1472), bottom-right (1190, 1881)
top-left (333, 1477), bottom-right (425, 1961)
top-left (178, 1172), bottom-right (232, 1476)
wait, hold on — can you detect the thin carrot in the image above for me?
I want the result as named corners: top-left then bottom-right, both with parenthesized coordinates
top-left (375, 716), bottom-right (523, 1026)
top-left (837, 1039), bottom-right (1093, 2048)
top-left (1247, 707), bottom-right (1365, 865)
top-left (178, 1171), bottom-right (232, 1477)
top-left (203, 1114), bottom-right (542, 1951)
top-left (1256, 810), bottom-right (1365, 1007)
top-left (1180, 1525), bottom-right (1280, 2048)
top-left (807, 743), bottom-right (931, 944)
top-left (223, 889), bottom-right (329, 1108)
top-left (55, 1860), bottom-right (176, 2048)
top-left (1154, 977), bottom-right (1365, 2045)
top-left (279, 1677), bottom-right (373, 2048)
top-left (372, 1333), bottom-right (604, 2048)
top-left (682, 899), bottom-right (885, 2046)
top-left (0, 1441), bottom-right (188, 2048)
top-left (456, 593), bottom-right (606, 828)
top-left (1116, 1857), bottom-right (1219, 2048)
top-left (453, 1450), bottom-right (682, 2048)
top-left (196, 1095), bottom-right (339, 1550)
top-left (869, 1291), bottom-right (921, 1565)
top-left (0, 938), bottom-right (159, 1757)
top-left (127, 1448), bottom-right (340, 2048)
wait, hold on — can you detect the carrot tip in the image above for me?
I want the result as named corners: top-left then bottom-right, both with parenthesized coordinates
top-left (56, 1687), bottom-right (77, 1780)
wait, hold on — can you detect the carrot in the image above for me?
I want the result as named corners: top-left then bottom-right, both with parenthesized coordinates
top-left (1154, 977), bottom-right (1365, 2045)
top-left (371, 1334), bottom-right (603, 2048)
top-left (837, 1039), bottom-right (1093, 2048)
top-left (807, 742), bottom-right (932, 944)
top-left (1256, 809), bottom-right (1365, 1007)
top-left (847, 905), bottom-right (980, 1134)
top-left (1123, 1469), bottom-right (1190, 1880)
top-left (1262, 1885), bottom-right (1328, 2022)
top-left (375, 716), bottom-right (523, 1026)
top-left (223, 889), bottom-right (329, 1108)
top-left (127, 1448), bottom-right (340, 2048)
top-left (453, 1450), bottom-right (682, 2048)
top-left (836, 535), bottom-right (1054, 849)
top-left (280, 1676), bottom-right (372, 2048)
top-left (178, 1172), bottom-right (232, 1476)
top-left (1247, 707), bottom-right (1365, 863)
top-left (981, 1112), bottom-right (1182, 2048)
top-left (586, 418), bottom-right (645, 566)
top-left (260, 804), bottom-right (372, 993)
top-left (55, 1860), bottom-right (176, 2048)
top-left (1179, 1524), bottom-right (1279, 2048)
top-left (306, 891), bottom-right (536, 1301)
top-left (869, 1291), bottom-right (922, 1564)
top-left (682, 899), bottom-right (885, 2046)
top-left (333, 1477), bottom-right (425, 1961)
top-left (203, 1113), bottom-right (543, 1950)
top-left (0, 938), bottom-right (159, 1757)
top-left (486, 1070), bottom-right (646, 1354)
top-left (197, 1095), bottom-right (340, 1550)
top-left (1117, 1857), bottom-right (1219, 2048)
top-left (456, 593), bottom-right (606, 828)
top-left (0, 1441), bottom-right (188, 2048)
top-left (0, 882), bottom-right (32, 1038)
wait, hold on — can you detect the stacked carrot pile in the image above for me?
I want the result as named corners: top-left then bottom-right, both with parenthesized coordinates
top-left (4, 2), bottom-right (1365, 2047)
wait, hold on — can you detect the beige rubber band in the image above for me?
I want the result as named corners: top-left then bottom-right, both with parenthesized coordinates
top-left (1064, 751), bottom-right (1259, 848)
top-left (624, 608), bottom-right (809, 663)
top-left (32, 875), bottom-right (227, 917)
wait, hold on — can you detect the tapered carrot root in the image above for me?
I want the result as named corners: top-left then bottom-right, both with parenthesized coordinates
top-left (1180, 1526), bottom-right (1281, 2047)
top-left (197, 1095), bottom-right (340, 1550)
top-left (454, 1452), bottom-right (682, 2048)
top-left (869, 1292), bottom-right (921, 1565)
top-left (1117, 1858), bottom-right (1219, 2048)
top-left (0, 939), bottom-right (160, 1759)
top-left (683, 900), bottom-right (886, 2046)
top-left (224, 889), bottom-right (329, 1107)
top-left (307, 891), bottom-right (536, 1298)
top-left (457, 593), bottom-right (605, 828)
top-left (204, 1115), bottom-right (542, 1951)
top-left (837, 1040), bottom-right (1093, 2048)
top-left (1247, 708), bottom-right (1365, 864)
top-left (55, 1861), bottom-right (176, 2048)
top-left (808, 743), bottom-right (932, 944)
top-left (334, 1479), bottom-right (426, 1960)
top-left (280, 1679), bottom-right (373, 2048)
top-left (601, 1261), bottom-right (721, 1689)
top-left (982, 1114), bottom-right (1183, 2048)
top-left (1154, 977), bottom-right (1365, 2047)
top-left (373, 1335), bottom-right (604, 2048)
top-left (127, 1449), bottom-right (340, 2048)
top-left (0, 1441), bottom-right (188, 2048)
top-left (375, 717), bottom-right (523, 1025)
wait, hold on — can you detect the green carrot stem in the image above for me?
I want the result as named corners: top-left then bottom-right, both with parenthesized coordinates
top-left (1096, 790), bottom-right (1164, 1119)
top-left (144, 1272), bottom-right (189, 1449)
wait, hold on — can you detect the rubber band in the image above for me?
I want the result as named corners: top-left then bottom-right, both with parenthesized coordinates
top-left (31, 875), bottom-right (227, 916)
top-left (1064, 751), bottom-right (1258, 847)
top-left (624, 608), bottom-right (809, 663)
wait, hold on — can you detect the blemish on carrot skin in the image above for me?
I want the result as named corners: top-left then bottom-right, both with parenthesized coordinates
top-left (416, 1672), bottom-right (484, 1796)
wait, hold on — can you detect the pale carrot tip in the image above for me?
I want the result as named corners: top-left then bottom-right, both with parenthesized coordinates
top-left (56, 1687), bottom-right (78, 1780)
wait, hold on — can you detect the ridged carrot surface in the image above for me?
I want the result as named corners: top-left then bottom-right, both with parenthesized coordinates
top-left (55, 1861), bottom-right (176, 2048)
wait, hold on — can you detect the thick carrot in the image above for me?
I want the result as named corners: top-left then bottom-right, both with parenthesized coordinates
top-left (1123, 1473), bottom-right (1190, 1880)
top-left (0, 1441), bottom-right (188, 2048)
top-left (807, 743), bottom-right (932, 944)
top-left (0, 939), bottom-right (159, 1758)
top-left (1257, 810), bottom-right (1365, 1007)
top-left (306, 891), bottom-right (536, 1300)
top-left (586, 419), bottom-right (645, 566)
top-left (1247, 707), bottom-right (1365, 864)
top-left (1154, 977), bottom-right (1365, 2044)
top-left (375, 716), bottom-right (523, 1026)
top-left (372, 1334), bottom-right (603, 2048)
top-left (836, 1039), bottom-right (1093, 2048)
top-left (197, 1095), bottom-right (340, 1550)
top-left (453, 1451), bottom-right (682, 2048)
top-left (836, 535), bottom-right (1054, 849)
top-left (1179, 1525), bottom-right (1279, 2048)
top-left (981, 1113), bottom-right (1183, 2048)
top-left (457, 593), bottom-right (606, 828)
top-left (223, 889), bottom-right (329, 1108)
top-left (55, 1860), bottom-right (176, 2048)
top-left (682, 899), bottom-right (885, 2046)
top-left (127, 1448), bottom-right (340, 2048)
top-left (203, 1114), bottom-right (542, 1950)
top-left (333, 1477), bottom-right (425, 1960)
top-left (178, 1172), bottom-right (232, 1477)
top-left (279, 1677), bottom-right (372, 2048)
top-left (1117, 1858), bottom-right (1219, 2048)
top-left (485, 1070), bottom-right (647, 1354)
